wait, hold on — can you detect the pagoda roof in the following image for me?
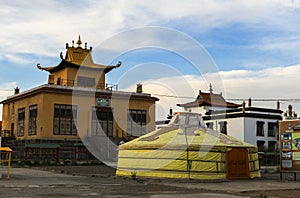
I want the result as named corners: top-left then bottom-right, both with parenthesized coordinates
top-left (37, 36), bottom-right (121, 73)
top-left (177, 89), bottom-right (241, 108)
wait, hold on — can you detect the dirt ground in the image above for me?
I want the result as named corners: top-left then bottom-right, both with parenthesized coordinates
top-left (1, 165), bottom-right (300, 197)
top-left (33, 165), bottom-right (300, 197)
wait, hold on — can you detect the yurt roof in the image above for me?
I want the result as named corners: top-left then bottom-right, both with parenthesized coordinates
top-left (120, 126), bottom-right (257, 151)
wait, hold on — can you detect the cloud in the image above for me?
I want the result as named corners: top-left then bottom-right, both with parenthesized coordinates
top-left (1, 0), bottom-right (300, 60)
top-left (0, 82), bottom-right (17, 119)
top-left (2, 54), bottom-right (31, 65)
top-left (0, 82), bottom-right (17, 98)
top-left (121, 64), bottom-right (300, 120)
top-left (254, 36), bottom-right (300, 63)
top-left (1, 0), bottom-right (300, 121)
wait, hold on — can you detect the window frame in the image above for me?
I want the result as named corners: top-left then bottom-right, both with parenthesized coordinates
top-left (256, 121), bottom-right (265, 137)
top-left (77, 76), bottom-right (96, 87)
top-left (127, 109), bottom-right (147, 137)
top-left (17, 107), bottom-right (25, 137)
top-left (91, 107), bottom-right (114, 137)
top-left (28, 105), bottom-right (38, 135)
top-left (257, 140), bottom-right (265, 152)
top-left (219, 121), bottom-right (227, 135)
top-left (268, 141), bottom-right (277, 152)
top-left (53, 104), bottom-right (77, 135)
top-left (7, 104), bottom-right (10, 116)
top-left (267, 122), bottom-right (278, 137)
top-left (206, 122), bottom-right (214, 129)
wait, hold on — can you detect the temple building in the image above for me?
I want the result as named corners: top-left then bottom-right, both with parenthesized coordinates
top-left (1, 36), bottom-right (158, 162)
top-left (176, 84), bottom-right (283, 154)
top-left (177, 84), bottom-right (241, 115)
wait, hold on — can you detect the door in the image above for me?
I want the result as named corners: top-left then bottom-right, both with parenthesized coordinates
top-left (92, 107), bottom-right (113, 137)
top-left (226, 148), bottom-right (249, 179)
top-left (11, 123), bottom-right (14, 136)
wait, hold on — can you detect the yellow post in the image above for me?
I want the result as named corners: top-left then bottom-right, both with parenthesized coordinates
top-left (0, 147), bottom-right (12, 180)
top-left (7, 151), bottom-right (11, 179)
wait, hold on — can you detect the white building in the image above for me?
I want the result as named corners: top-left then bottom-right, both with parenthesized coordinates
top-left (177, 85), bottom-right (282, 152)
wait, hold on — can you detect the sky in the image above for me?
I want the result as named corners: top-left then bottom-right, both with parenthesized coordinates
top-left (1, 0), bottom-right (300, 120)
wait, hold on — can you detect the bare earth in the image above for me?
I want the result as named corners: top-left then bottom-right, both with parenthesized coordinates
top-left (1, 165), bottom-right (300, 197)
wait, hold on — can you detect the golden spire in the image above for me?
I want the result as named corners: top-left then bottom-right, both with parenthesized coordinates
top-left (77, 35), bottom-right (82, 48)
top-left (209, 83), bottom-right (213, 93)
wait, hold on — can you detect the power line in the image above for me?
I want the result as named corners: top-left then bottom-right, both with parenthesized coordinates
top-left (152, 93), bottom-right (300, 102)
top-left (0, 88), bottom-right (12, 91)
top-left (152, 93), bottom-right (195, 99)
top-left (227, 99), bottom-right (300, 102)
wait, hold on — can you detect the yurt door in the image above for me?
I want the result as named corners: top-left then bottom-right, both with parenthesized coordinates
top-left (226, 148), bottom-right (249, 179)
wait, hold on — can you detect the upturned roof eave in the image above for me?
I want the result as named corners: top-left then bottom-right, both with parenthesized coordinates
top-left (39, 59), bottom-right (116, 73)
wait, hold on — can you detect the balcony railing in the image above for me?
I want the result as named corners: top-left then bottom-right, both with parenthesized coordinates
top-left (57, 79), bottom-right (75, 86)
top-left (1, 130), bottom-right (13, 137)
top-left (105, 84), bottom-right (118, 91)
top-left (54, 79), bottom-right (118, 91)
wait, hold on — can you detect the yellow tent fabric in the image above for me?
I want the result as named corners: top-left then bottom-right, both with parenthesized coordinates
top-left (116, 126), bottom-right (261, 180)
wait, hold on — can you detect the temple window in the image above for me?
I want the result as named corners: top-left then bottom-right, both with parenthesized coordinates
top-left (127, 110), bottom-right (147, 137)
top-left (28, 105), bottom-right (37, 135)
top-left (57, 77), bottom-right (61, 85)
top-left (268, 122), bottom-right (278, 137)
top-left (91, 107), bottom-right (113, 137)
top-left (53, 104), bottom-right (77, 135)
top-left (77, 76), bottom-right (96, 87)
top-left (256, 121), bottom-right (265, 136)
top-left (17, 108), bottom-right (25, 136)
top-left (219, 121), bottom-right (227, 135)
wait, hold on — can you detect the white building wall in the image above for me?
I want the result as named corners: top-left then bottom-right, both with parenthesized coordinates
top-left (241, 117), bottom-right (279, 149)
top-left (226, 118), bottom-right (245, 142)
top-left (244, 117), bottom-right (258, 146)
top-left (180, 104), bottom-right (281, 150)
top-left (204, 118), bottom-right (245, 142)
top-left (204, 117), bottom-right (279, 149)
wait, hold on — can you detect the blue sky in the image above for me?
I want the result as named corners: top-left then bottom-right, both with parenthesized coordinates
top-left (1, 0), bottom-right (300, 120)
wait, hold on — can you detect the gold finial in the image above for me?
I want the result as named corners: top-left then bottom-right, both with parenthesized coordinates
top-left (77, 35), bottom-right (82, 48)
top-left (209, 83), bottom-right (213, 93)
top-left (277, 100), bottom-right (280, 110)
top-left (136, 83), bottom-right (143, 93)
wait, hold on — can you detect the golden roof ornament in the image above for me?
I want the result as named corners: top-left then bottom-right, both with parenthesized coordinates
top-left (77, 35), bottom-right (82, 48)
top-left (209, 83), bottom-right (213, 93)
top-left (36, 36), bottom-right (122, 74)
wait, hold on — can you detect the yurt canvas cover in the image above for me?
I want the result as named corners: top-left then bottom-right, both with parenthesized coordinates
top-left (116, 113), bottom-right (261, 180)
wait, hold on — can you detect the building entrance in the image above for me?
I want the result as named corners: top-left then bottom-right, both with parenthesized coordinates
top-left (226, 148), bottom-right (249, 179)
